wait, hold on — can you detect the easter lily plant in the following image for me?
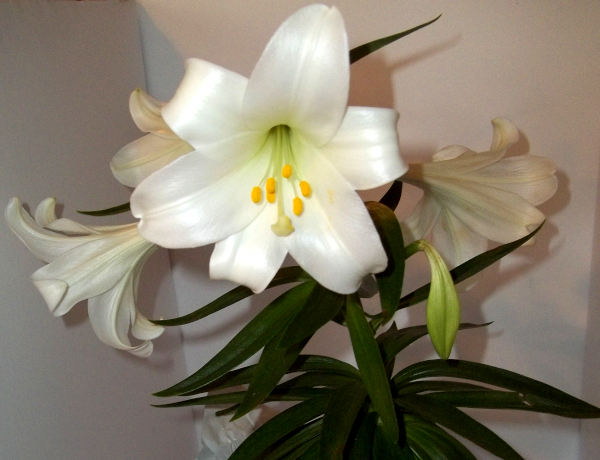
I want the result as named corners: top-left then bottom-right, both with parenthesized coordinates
top-left (6, 4), bottom-right (598, 460)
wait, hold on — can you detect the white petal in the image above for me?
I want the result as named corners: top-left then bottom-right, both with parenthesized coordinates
top-left (432, 145), bottom-right (471, 162)
top-left (132, 135), bottom-right (271, 248)
top-left (286, 148), bottom-right (387, 294)
top-left (111, 133), bottom-right (194, 187)
top-left (34, 197), bottom-right (58, 226)
top-left (320, 107), bottom-right (406, 190)
top-left (470, 154), bottom-right (558, 206)
top-left (132, 312), bottom-right (165, 341)
top-left (432, 179), bottom-right (546, 244)
top-left (400, 192), bottom-right (441, 243)
top-left (5, 198), bottom-right (96, 263)
top-left (431, 208), bottom-right (489, 269)
top-left (129, 88), bottom-right (172, 135)
top-left (490, 117), bottom-right (519, 150)
top-left (210, 207), bottom-right (287, 293)
top-left (243, 5), bottom-right (349, 146)
top-left (162, 59), bottom-right (250, 149)
top-left (88, 274), bottom-right (156, 358)
top-left (31, 228), bottom-right (151, 316)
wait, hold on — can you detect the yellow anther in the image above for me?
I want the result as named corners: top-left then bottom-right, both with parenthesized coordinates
top-left (266, 177), bottom-right (276, 194)
top-left (267, 192), bottom-right (276, 203)
top-left (299, 181), bottom-right (311, 197)
top-left (293, 197), bottom-right (303, 216)
top-left (271, 215), bottom-right (294, 236)
top-left (251, 187), bottom-right (262, 203)
top-left (282, 164), bottom-right (292, 178)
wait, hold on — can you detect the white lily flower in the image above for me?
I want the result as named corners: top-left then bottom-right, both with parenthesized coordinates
top-left (5, 197), bottom-right (164, 357)
top-left (130, 5), bottom-right (407, 294)
top-left (110, 88), bottom-right (194, 187)
top-left (401, 117), bottom-right (558, 272)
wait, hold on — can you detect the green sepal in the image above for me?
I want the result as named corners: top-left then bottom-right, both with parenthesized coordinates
top-left (228, 396), bottom-right (330, 460)
top-left (379, 180), bottom-right (403, 211)
top-left (319, 381), bottom-right (368, 460)
top-left (405, 414), bottom-right (477, 460)
top-left (278, 283), bottom-right (345, 348)
top-left (393, 359), bottom-right (600, 419)
top-left (350, 16), bottom-right (441, 64)
top-left (345, 295), bottom-right (399, 443)
top-left (151, 266), bottom-right (310, 326)
top-left (395, 394), bottom-right (525, 460)
top-left (77, 202), bottom-right (130, 216)
top-left (398, 222), bottom-right (544, 310)
top-left (154, 281), bottom-right (316, 397)
top-left (366, 201), bottom-right (405, 325)
top-left (232, 328), bottom-right (313, 420)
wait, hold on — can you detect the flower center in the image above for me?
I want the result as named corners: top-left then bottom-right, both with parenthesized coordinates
top-left (250, 125), bottom-right (312, 237)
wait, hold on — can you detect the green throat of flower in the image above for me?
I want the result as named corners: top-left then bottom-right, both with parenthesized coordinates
top-left (250, 125), bottom-right (312, 237)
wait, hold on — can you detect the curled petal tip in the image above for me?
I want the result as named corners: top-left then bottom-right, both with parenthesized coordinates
top-left (32, 278), bottom-right (68, 315)
top-left (491, 117), bottom-right (519, 150)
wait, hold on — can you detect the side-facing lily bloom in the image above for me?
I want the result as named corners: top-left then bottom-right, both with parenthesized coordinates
top-left (130, 5), bottom-right (407, 294)
top-left (110, 88), bottom-right (194, 187)
top-left (5, 197), bottom-right (163, 357)
top-left (401, 117), bottom-right (558, 272)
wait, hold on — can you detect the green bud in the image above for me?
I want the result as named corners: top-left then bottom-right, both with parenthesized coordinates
top-left (407, 240), bottom-right (461, 359)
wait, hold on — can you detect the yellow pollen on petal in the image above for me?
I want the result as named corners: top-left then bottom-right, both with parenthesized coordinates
top-left (282, 164), bottom-right (292, 178)
top-left (293, 197), bottom-right (303, 216)
top-left (299, 181), bottom-right (311, 197)
top-left (267, 192), bottom-right (276, 203)
top-left (251, 187), bottom-right (262, 203)
top-left (271, 215), bottom-right (294, 236)
top-left (266, 177), bottom-right (276, 194)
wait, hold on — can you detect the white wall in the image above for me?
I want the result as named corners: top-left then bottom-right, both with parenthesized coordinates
top-left (0, 2), bottom-right (198, 459)
top-left (135, 1), bottom-right (600, 459)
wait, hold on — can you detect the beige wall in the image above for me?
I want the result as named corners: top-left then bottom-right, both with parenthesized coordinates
top-left (0, 2), bottom-right (197, 459)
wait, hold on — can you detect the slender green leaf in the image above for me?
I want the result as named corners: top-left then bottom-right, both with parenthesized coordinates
top-left (280, 437), bottom-right (320, 460)
top-left (350, 16), bottom-right (441, 63)
top-left (393, 359), bottom-right (600, 419)
top-left (367, 202), bottom-right (405, 325)
top-left (395, 394), bottom-right (525, 460)
top-left (233, 328), bottom-right (313, 420)
top-left (349, 412), bottom-right (378, 460)
top-left (405, 414), bottom-right (477, 460)
top-left (182, 354), bottom-right (360, 396)
top-left (229, 396), bottom-right (329, 460)
top-left (279, 284), bottom-right (345, 347)
top-left (379, 323), bottom-right (490, 366)
top-left (275, 372), bottom-right (359, 390)
top-left (345, 295), bottom-right (399, 443)
top-left (261, 419), bottom-right (322, 460)
top-left (152, 266), bottom-right (310, 326)
top-left (395, 380), bottom-right (491, 396)
top-left (153, 388), bottom-right (332, 409)
top-left (398, 223), bottom-right (544, 309)
top-left (423, 390), bottom-right (538, 410)
top-left (320, 381), bottom-right (368, 460)
top-left (372, 423), bottom-right (415, 460)
top-left (379, 180), bottom-right (403, 211)
top-left (154, 282), bottom-right (316, 397)
top-left (297, 439), bottom-right (321, 460)
top-left (77, 202), bottom-right (130, 216)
